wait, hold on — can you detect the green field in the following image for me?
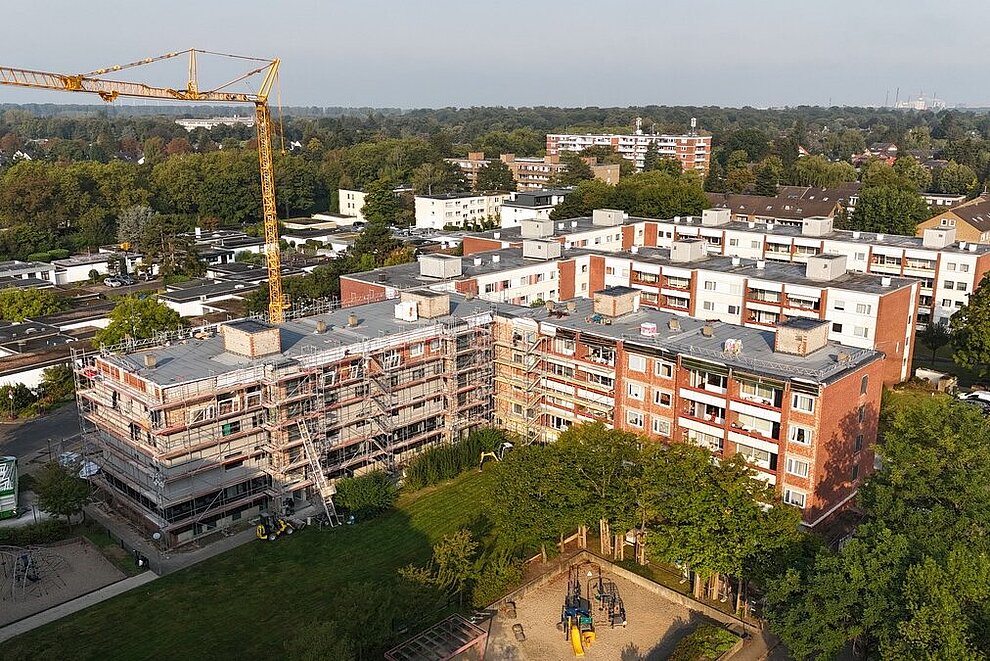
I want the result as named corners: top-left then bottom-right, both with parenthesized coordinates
top-left (3, 471), bottom-right (493, 661)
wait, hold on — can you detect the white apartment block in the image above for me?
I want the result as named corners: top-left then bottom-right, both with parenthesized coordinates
top-left (414, 193), bottom-right (509, 230)
top-left (338, 189), bottom-right (369, 222)
top-left (546, 132), bottom-right (712, 172)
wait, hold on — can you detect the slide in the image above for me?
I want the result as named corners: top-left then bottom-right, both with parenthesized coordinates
top-left (570, 623), bottom-right (585, 657)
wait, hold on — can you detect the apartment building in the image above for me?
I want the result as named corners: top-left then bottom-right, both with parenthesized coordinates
top-left (493, 288), bottom-right (882, 528)
top-left (445, 153), bottom-right (618, 191)
top-left (414, 193), bottom-right (510, 230)
top-left (463, 208), bottom-right (989, 327)
top-left (342, 238), bottom-right (917, 385)
top-left (546, 132), bottom-right (712, 173)
top-left (916, 195), bottom-right (990, 244)
top-left (74, 292), bottom-right (494, 546)
top-left (339, 185), bottom-right (413, 223)
top-left (499, 190), bottom-right (569, 228)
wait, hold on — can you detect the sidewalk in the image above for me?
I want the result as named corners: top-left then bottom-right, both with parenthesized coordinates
top-left (0, 571), bottom-right (157, 643)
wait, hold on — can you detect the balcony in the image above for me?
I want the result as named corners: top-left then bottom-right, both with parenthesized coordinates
top-left (682, 401), bottom-right (725, 425)
top-left (747, 290), bottom-right (781, 304)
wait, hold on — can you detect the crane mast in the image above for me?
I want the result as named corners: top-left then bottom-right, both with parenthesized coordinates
top-left (0, 50), bottom-right (288, 323)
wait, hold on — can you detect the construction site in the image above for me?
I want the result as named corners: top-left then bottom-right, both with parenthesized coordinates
top-left (72, 292), bottom-right (495, 546)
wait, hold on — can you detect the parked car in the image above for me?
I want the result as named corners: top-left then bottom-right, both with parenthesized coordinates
top-left (103, 276), bottom-right (124, 287)
top-left (958, 390), bottom-right (990, 404)
top-left (118, 274), bottom-right (136, 285)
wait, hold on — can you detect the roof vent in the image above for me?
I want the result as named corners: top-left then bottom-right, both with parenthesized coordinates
top-left (493, 232), bottom-right (500, 239)
top-left (347, 314), bottom-right (358, 328)
top-left (876, 233), bottom-right (885, 241)
top-left (668, 318), bottom-right (681, 331)
top-left (747, 221), bottom-right (755, 229)
top-left (316, 320), bottom-right (327, 333)
top-left (473, 257), bottom-right (482, 266)
top-left (852, 231), bottom-right (861, 239)
top-left (837, 351), bottom-right (851, 363)
top-left (701, 325), bottom-right (714, 337)
top-left (640, 322), bottom-right (658, 337)
top-left (144, 354), bottom-right (157, 369)
top-left (492, 255), bottom-right (501, 263)
top-left (566, 301), bottom-right (577, 313)
top-left (731, 256), bottom-right (741, 266)
top-left (631, 245), bottom-right (639, 254)
top-left (571, 221), bottom-right (578, 228)
top-left (881, 277), bottom-right (892, 287)
top-left (545, 301), bottom-right (556, 313)
top-left (756, 260), bottom-right (766, 270)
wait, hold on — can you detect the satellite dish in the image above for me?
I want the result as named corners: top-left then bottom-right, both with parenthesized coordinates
top-left (152, 532), bottom-right (162, 541)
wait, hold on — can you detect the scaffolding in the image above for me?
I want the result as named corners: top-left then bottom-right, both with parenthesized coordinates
top-left (493, 318), bottom-right (547, 445)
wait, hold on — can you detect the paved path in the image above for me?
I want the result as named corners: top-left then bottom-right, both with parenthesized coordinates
top-left (0, 571), bottom-right (157, 643)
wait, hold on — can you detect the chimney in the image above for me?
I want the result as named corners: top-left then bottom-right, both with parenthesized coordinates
top-left (473, 257), bottom-right (482, 266)
top-left (876, 233), bottom-right (885, 241)
top-left (545, 301), bottom-right (555, 313)
top-left (852, 231), bottom-right (861, 239)
top-left (731, 256), bottom-right (741, 266)
top-left (566, 301), bottom-right (577, 313)
top-left (701, 208), bottom-right (731, 226)
top-left (593, 286), bottom-right (640, 317)
top-left (881, 277), bottom-right (892, 287)
top-left (774, 318), bottom-right (829, 357)
top-left (492, 255), bottom-right (501, 263)
top-left (701, 325), bottom-right (714, 337)
top-left (347, 314), bottom-right (358, 328)
top-left (493, 232), bottom-right (500, 239)
top-left (316, 320), bottom-right (327, 333)
top-left (144, 354), bottom-right (157, 369)
top-left (668, 318), bottom-right (681, 331)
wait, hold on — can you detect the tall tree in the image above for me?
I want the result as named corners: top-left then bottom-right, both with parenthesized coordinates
top-left (0, 289), bottom-right (65, 322)
top-left (950, 273), bottom-right (990, 377)
top-left (360, 178), bottom-right (399, 226)
top-left (725, 150), bottom-right (754, 193)
top-left (754, 156), bottom-right (783, 196)
top-left (918, 319), bottom-right (951, 366)
top-left (848, 186), bottom-right (929, 235)
top-left (556, 152), bottom-right (594, 186)
top-left (934, 161), bottom-right (979, 196)
top-left (642, 142), bottom-right (660, 172)
top-left (474, 160), bottom-right (516, 192)
top-left (94, 296), bottom-right (184, 347)
top-left (35, 460), bottom-right (92, 524)
top-left (116, 205), bottom-right (157, 248)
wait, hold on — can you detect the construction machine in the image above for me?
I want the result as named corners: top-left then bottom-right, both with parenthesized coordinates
top-left (0, 49), bottom-right (288, 323)
top-left (256, 513), bottom-right (294, 541)
top-left (479, 442), bottom-right (514, 471)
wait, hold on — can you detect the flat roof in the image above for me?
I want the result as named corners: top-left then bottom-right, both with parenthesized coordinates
top-left (104, 296), bottom-right (505, 386)
top-left (159, 281), bottom-right (256, 303)
top-left (225, 319), bottom-right (271, 333)
top-left (53, 254), bottom-right (114, 267)
top-left (344, 248), bottom-right (538, 290)
top-left (510, 298), bottom-right (879, 384)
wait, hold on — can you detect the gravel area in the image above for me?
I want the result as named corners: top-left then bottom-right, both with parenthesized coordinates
top-left (0, 539), bottom-right (125, 626)
top-left (487, 567), bottom-right (710, 660)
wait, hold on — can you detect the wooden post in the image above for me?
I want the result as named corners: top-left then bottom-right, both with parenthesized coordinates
top-left (614, 534), bottom-right (624, 561)
top-left (693, 572), bottom-right (703, 599)
top-left (578, 525), bottom-right (587, 549)
top-left (540, 544), bottom-right (547, 563)
top-left (600, 519), bottom-right (611, 555)
top-left (736, 577), bottom-right (744, 615)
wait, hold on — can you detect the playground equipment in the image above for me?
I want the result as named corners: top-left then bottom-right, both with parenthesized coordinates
top-left (589, 567), bottom-right (627, 628)
top-left (256, 514), bottom-right (294, 541)
top-left (560, 566), bottom-right (596, 656)
top-left (478, 442), bottom-right (514, 471)
top-left (0, 546), bottom-right (68, 602)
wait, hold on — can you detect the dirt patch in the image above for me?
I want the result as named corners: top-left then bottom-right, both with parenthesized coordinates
top-left (487, 568), bottom-right (714, 660)
top-left (0, 539), bottom-right (126, 626)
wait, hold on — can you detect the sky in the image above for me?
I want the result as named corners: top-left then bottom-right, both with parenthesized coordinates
top-left (3, 1), bottom-right (987, 109)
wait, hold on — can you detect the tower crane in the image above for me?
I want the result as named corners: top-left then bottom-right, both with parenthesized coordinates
top-left (0, 49), bottom-right (289, 323)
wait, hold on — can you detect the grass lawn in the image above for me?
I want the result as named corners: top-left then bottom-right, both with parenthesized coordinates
top-left (3, 470), bottom-right (494, 661)
top-left (912, 334), bottom-right (985, 389)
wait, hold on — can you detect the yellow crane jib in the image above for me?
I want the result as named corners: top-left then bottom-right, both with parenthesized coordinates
top-left (0, 50), bottom-right (288, 324)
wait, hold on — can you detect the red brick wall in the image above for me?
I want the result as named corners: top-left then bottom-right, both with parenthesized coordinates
top-left (340, 277), bottom-right (387, 307)
top-left (559, 259), bottom-right (577, 300)
top-left (461, 237), bottom-right (504, 255)
top-left (589, 255), bottom-right (606, 295)
top-left (875, 284), bottom-right (918, 386)
top-left (622, 225), bottom-right (636, 251)
top-left (454, 278), bottom-right (478, 297)
top-left (644, 222), bottom-right (659, 247)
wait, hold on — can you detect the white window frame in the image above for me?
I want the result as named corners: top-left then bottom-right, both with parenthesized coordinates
top-left (786, 457), bottom-right (810, 478)
top-left (626, 410), bottom-right (644, 428)
top-left (627, 383), bottom-right (645, 401)
top-left (628, 354), bottom-right (647, 372)
top-left (651, 417), bottom-right (671, 436)
top-left (783, 488), bottom-right (807, 508)
top-left (788, 425), bottom-right (813, 446)
top-left (655, 360), bottom-right (675, 378)
top-left (792, 393), bottom-right (815, 413)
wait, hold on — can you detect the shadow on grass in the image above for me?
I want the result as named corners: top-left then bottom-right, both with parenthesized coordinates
top-left (617, 611), bottom-right (711, 660)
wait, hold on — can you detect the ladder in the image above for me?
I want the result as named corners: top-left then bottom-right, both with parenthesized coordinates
top-left (298, 420), bottom-right (342, 525)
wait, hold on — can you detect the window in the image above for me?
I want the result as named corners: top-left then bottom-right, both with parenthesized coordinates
top-left (587, 372), bottom-right (614, 388)
top-left (946, 262), bottom-right (956, 271)
top-left (652, 417), bottom-right (671, 436)
top-left (655, 360), bottom-right (674, 378)
top-left (832, 322), bottom-right (843, 333)
top-left (751, 240), bottom-right (761, 249)
top-left (851, 465), bottom-right (860, 480)
top-left (860, 375), bottom-right (869, 395)
top-left (854, 252), bottom-right (866, 261)
top-left (654, 390), bottom-right (672, 407)
top-left (853, 326), bottom-right (869, 338)
top-left (409, 342), bottom-right (424, 357)
top-left (957, 282), bottom-right (968, 292)
top-left (627, 383), bottom-right (645, 400)
top-left (943, 280), bottom-right (954, 290)
top-left (941, 299), bottom-right (952, 307)
top-left (704, 281), bottom-right (717, 291)
top-left (581, 265), bottom-right (588, 273)
top-left (628, 354), bottom-right (647, 372)
top-left (554, 338), bottom-right (575, 355)
top-left (786, 457), bottom-right (810, 478)
top-left (855, 303), bottom-right (872, 315)
top-left (727, 305), bottom-right (740, 315)
top-left (626, 410), bottom-right (644, 427)
top-left (703, 301), bottom-right (715, 311)
top-left (833, 300), bottom-right (845, 311)
top-left (783, 489), bottom-right (807, 508)
top-left (788, 425), bottom-right (813, 445)
top-left (792, 393), bottom-right (815, 413)
top-left (729, 238), bottom-right (739, 247)
top-left (855, 434), bottom-right (864, 451)
top-left (960, 264), bottom-right (970, 272)
top-left (221, 421), bottom-right (241, 436)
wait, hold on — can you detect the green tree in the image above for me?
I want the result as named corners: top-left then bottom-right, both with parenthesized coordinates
top-left (360, 178), bottom-right (399, 225)
top-left (703, 158), bottom-right (727, 193)
top-left (0, 288), bottom-right (65, 322)
top-left (410, 161), bottom-right (466, 196)
top-left (556, 152), bottom-right (594, 186)
top-left (725, 150), bottom-right (754, 193)
top-left (892, 156), bottom-right (932, 192)
top-left (950, 273), bottom-right (990, 376)
top-left (0, 383), bottom-right (37, 417)
top-left (38, 365), bottom-right (75, 407)
top-left (116, 205), bottom-right (157, 248)
top-left (35, 460), bottom-right (92, 524)
top-left (934, 161), bottom-right (979, 196)
top-left (94, 296), bottom-right (184, 347)
top-left (474, 160), bottom-right (516, 192)
top-left (918, 319), bottom-right (951, 366)
top-left (754, 156), bottom-right (783, 196)
top-left (791, 155), bottom-right (857, 187)
top-left (642, 142), bottom-right (660, 172)
top-left (848, 186), bottom-right (929, 235)
top-left (332, 471), bottom-right (398, 520)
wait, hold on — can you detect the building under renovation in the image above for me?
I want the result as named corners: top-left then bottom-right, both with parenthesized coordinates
top-left (73, 292), bottom-right (494, 546)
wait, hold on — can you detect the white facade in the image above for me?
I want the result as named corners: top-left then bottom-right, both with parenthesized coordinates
top-left (414, 194), bottom-right (509, 230)
top-left (547, 132), bottom-right (711, 171)
top-left (53, 255), bottom-right (114, 285)
top-left (338, 189), bottom-right (368, 222)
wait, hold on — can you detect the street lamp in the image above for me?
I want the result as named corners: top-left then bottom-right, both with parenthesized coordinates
top-left (8, 389), bottom-right (13, 420)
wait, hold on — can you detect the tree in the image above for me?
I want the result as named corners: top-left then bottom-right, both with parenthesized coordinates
top-left (556, 152), bottom-right (594, 186)
top-left (38, 364), bottom-right (74, 408)
top-left (848, 186), bottom-right (929, 235)
top-left (950, 273), bottom-right (990, 376)
top-left (116, 205), bottom-right (157, 248)
top-left (351, 217), bottom-right (402, 266)
top-left (791, 155), bottom-right (857, 187)
top-left (766, 398), bottom-right (990, 659)
top-left (360, 178), bottom-right (399, 226)
top-left (934, 161), bottom-right (979, 196)
top-left (332, 471), bottom-right (398, 520)
top-left (892, 156), bottom-right (932, 193)
top-left (35, 460), bottom-right (91, 523)
top-left (93, 296), bottom-right (184, 347)
top-left (754, 156), bottom-right (783, 196)
top-left (725, 150), bottom-right (754, 193)
top-left (411, 161), bottom-right (464, 196)
top-left (703, 158), bottom-right (727, 193)
top-left (474, 160), bottom-right (516, 192)
top-left (0, 288), bottom-right (65, 322)
top-left (918, 319), bottom-right (951, 366)
top-left (642, 142), bottom-right (660, 172)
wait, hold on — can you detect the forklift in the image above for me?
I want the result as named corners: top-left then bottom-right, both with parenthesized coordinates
top-left (256, 513), bottom-right (294, 541)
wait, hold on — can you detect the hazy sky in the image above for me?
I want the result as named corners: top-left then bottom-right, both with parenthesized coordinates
top-left (3, 1), bottom-right (986, 109)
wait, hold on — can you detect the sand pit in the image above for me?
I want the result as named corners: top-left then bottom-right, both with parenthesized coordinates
top-left (0, 539), bottom-right (125, 626)
top-left (487, 568), bottom-right (717, 660)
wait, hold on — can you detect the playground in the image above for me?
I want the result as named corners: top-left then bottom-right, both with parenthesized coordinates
top-left (487, 560), bottom-right (723, 660)
top-left (0, 539), bottom-right (125, 627)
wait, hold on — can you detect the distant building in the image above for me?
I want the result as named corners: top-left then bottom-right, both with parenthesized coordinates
top-left (446, 152), bottom-right (618, 191)
top-left (175, 116), bottom-right (255, 131)
top-left (338, 185), bottom-right (413, 223)
top-left (547, 125), bottom-right (712, 173)
top-left (706, 184), bottom-right (860, 225)
top-left (499, 189), bottom-right (570, 228)
top-left (853, 143), bottom-right (898, 167)
top-left (414, 193), bottom-right (510, 230)
top-left (916, 195), bottom-right (990, 243)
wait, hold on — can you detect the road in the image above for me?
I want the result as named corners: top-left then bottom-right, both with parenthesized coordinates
top-left (0, 403), bottom-right (82, 468)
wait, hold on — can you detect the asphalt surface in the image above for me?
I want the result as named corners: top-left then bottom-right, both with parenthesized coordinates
top-left (0, 403), bottom-right (82, 467)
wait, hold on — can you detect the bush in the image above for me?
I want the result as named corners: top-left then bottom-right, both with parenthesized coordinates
top-left (0, 520), bottom-right (70, 546)
top-left (333, 471), bottom-right (398, 520)
top-left (404, 428), bottom-right (506, 491)
top-left (669, 624), bottom-right (739, 661)
top-left (471, 551), bottom-right (524, 607)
